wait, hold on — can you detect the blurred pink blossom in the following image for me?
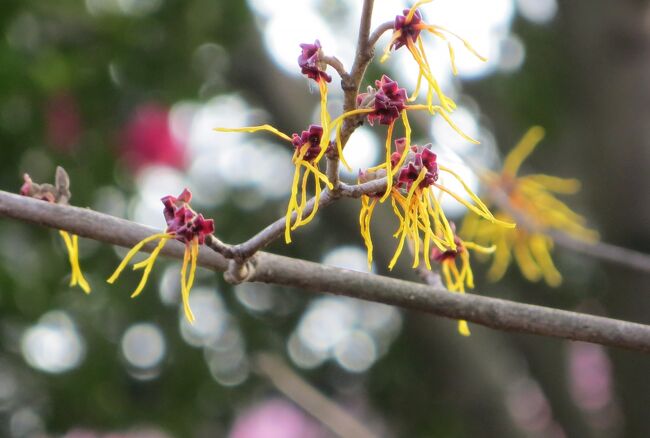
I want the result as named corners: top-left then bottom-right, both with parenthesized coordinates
top-left (64, 427), bottom-right (171, 438)
top-left (45, 92), bottom-right (81, 152)
top-left (120, 103), bottom-right (186, 173)
top-left (568, 342), bottom-right (612, 412)
top-left (229, 399), bottom-right (324, 438)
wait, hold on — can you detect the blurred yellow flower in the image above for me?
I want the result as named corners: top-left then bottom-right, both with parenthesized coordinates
top-left (461, 126), bottom-right (599, 286)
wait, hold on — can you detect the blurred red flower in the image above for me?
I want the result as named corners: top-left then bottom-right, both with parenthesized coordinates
top-left (120, 103), bottom-right (186, 173)
top-left (45, 92), bottom-right (81, 152)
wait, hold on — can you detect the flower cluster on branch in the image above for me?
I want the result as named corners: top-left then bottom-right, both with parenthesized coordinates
top-left (21, 1), bottom-right (598, 336)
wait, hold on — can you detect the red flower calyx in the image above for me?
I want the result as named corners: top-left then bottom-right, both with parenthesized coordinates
top-left (298, 40), bottom-right (332, 83)
top-left (356, 75), bottom-right (408, 126)
top-left (393, 8), bottom-right (423, 50)
top-left (391, 139), bottom-right (439, 191)
top-left (291, 125), bottom-right (324, 162)
top-left (161, 189), bottom-right (214, 245)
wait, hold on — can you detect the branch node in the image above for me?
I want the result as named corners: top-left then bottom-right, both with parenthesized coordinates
top-left (223, 258), bottom-right (255, 285)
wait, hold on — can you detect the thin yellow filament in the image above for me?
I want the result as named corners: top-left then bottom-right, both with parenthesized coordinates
top-left (487, 233), bottom-right (513, 282)
top-left (330, 108), bottom-right (375, 130)
top-left (318, 79), bottom-right (330, 135)
top-left (130, 236), bottom-right (169, 298)
top-left (379, 122), bottom-right (396, 202)
top-left (59, 231), bottom-right (91, 294)
top-left (439, 166), bottom-right (515, 229)
top-left (523, 174), bottom-right (581, 194)
top-left (426, 24), bottom-right (488, 62)
top-left (213, 125), bottom-right (292, 143)
top-left (405, 39), bottom-right (454, 112)
top-left (294, 163), bottom-right (311, 227)
top-left (380, 30), bottom-right (404, 63)
top-left (330, 108), bottom-right (374, 170)
top-left (406, 0), bottom-right (433, 24)
top-left (389, 111), bottom-right (412, 180)
top-left (448, 42), bottom-right (458, 75)
top-left (301, 161), bottom-right (332, 189)
top-left (180, 244), bottom-right (195, 323)
top-left (463, 242), bottom-right (496, 255)
top-left (107, 233), bottom-right (172, 284)
top-left (423, 193), bottom-right (454, 251)
top-left (359, 196), bottom-right (377, 268)
top-left (284, 146), bottom-right (310, 243)
top-left (418, 197), bottom-right (433, 270)
top-left (502, 126), bottom-right (545, 176)
top-left (426, 190), bottom-right (456, 250)
top-left (416, 36), bottom-right (439, 109)
top-left (528, 234), bottom-right (562, 287)
top-left (180, 239), bottom-right (199, 323)
top-left (296, 165), bottom-right (322, 227)
top-left (408, 70), bottom-right (424, 103)
top-left (513, 238), bottom-right (543, 282)
top-left (388, 169), bottom-right (428, 270)
top-left (407, 105), bottom-right (478, 144)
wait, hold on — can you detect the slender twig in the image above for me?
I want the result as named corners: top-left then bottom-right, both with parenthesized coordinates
top-left (2, 191), bottom-right (650, 353)
top-left (226, 177), bottom-right (389, 261)
top-left (368, 21), bottom-right (394, 49)
top-left (253, 353), bottom-right (378, 438)
top-left (548, 229), bottom-right (650, 274)
top-left (226, 188), bottom-right (338, 261)
top-left (223, 0), bottom-right (383, 261)
top-left (327, 0), bottom-right (378, 188)
top-left (321, 55), bottom-right (348, 79)
top-left (488, 185), bottom-right (650, 274)
top-left (348, 0), bottom-right (377, 92)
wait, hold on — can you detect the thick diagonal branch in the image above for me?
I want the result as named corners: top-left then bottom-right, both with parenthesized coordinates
top-left (1, 190), bottom-right (649, 353)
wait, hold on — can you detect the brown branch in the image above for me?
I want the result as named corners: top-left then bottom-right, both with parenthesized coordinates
top-left (253, 353), bottom-right (378, 438)
top-left (231, 0), bottom-right (387, 259)
top-left (2, 190), bottom-right (650, 353)
top-left (328, 0), bottom-right (378, 188)
top-left (549, 229), bottom-right (650, 274)
top-left (223, 187), bottom-right (339, 261)
top-left (321, 55), bottom-right (348, 79)
top-left (226, 177), bottom-right (389, 261)
top-left (368, 21), bottom-right (394, 49)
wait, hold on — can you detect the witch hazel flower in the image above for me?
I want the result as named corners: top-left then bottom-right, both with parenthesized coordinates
top-left (429, 223), bottom-right (494, 336)
top-left (215, 121), bottom-right (332, 243)
top-left (332, 74), bottom-right (477, 201)
top-left (107, 189), bottom-right (214, 322)
top-left (298, 40), bottom-right (332, 84)
top-left (20, 168), bottom-right (91, 294)
top-left (358, 74), bottom-right (407, 126)
top-left (214, 41), bottom-right (335, 243)
top-left (460, 127), bottom-right (599, 287)
top-left (358, 138), bottom-right (513, 271)
top-left (298, 40), bottom-right (332, 140)
top-left (381, 0), bottom-right (486, 111)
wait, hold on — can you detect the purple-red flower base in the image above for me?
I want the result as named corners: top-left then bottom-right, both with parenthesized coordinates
top-left (357, 75), bottom-right (407, 126)
top-left (393, 8), bottom-right (423, 50)
top-left (298, 40), bottom-right (331, 83)
top-left (161, 189), bottom-right (214, 245)
top-left (291, 125), bottom-right (323, 162)
top-left (431, 231), bottom-right (463, 263)
top-left (393, 140), bottom-right (439, 191)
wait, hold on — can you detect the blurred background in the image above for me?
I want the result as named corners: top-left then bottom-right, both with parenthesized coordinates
top-left (0, 0), bottom-right (649, 436)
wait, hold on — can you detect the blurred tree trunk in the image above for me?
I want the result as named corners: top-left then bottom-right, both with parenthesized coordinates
top-left (558, 2), bottom-right (650, 436)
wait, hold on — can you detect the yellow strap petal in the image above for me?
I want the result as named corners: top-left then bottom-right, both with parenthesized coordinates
top-left (130, 237), bottom-right (169, 298)
top-left (107, 233), bottom-right (172, 284)
top-left (503, 126), bottom-right (545, 176)
top-left (213, 125), bottom-right (292, 142)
